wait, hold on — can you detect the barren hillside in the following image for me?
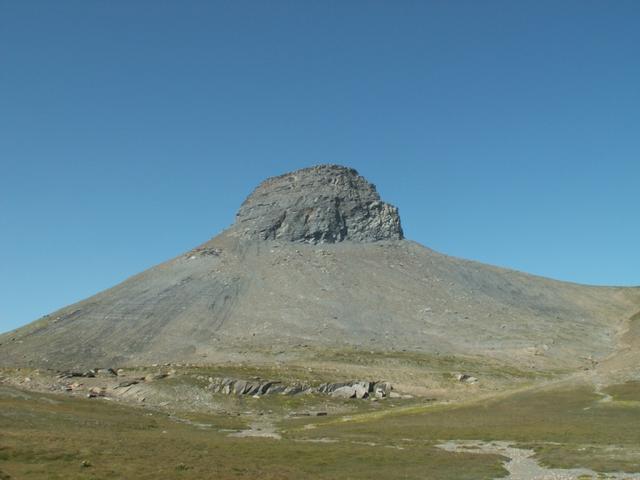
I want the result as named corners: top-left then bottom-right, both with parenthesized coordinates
top-left (1, 165), bottom-right (638, 375)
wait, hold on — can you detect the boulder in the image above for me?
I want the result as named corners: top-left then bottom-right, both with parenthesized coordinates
top-left (87, 387), bottom-right (106, 398)
top-left (258, 382), bottom-right (276, 395)
top-left (266, 384), bottom-right (286, 394)
top-left (245, 383), bottom-right (261, 395)
top-left (232, 380), bottom-right (247, 394)
top-left (456, 374), bottom-right (478, 384)
top-left (374, 381), bottom-right (392, 396)
top-left (331, 386), bottom-right (357, 399)
top-left (353, 384), bottom-right (369, 399)
top-left (282, 385), bottom-right (304, 395)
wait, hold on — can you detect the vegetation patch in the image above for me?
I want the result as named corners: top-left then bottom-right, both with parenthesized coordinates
top-left (604, 381), bottom-right (640, 402)
top-left (0, 385), bottom-right (506, 480)
top-left (289, 383), bottom-right (640, 474)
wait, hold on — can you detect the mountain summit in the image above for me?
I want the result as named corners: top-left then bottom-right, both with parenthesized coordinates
top-left (232, 164), bottom-right (403, 244)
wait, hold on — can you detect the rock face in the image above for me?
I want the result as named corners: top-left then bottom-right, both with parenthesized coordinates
top-left (233, 164), bottom-right (403, 244)
top-left (207, 377), bottom-right (391, 399)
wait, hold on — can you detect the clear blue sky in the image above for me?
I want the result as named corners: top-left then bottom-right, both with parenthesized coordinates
top-left (1, 1), bottom-right (639, 334)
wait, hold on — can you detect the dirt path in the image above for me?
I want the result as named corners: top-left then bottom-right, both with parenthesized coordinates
top-left (437, 441), bottom-right (640, 480)
top-left (227, 416), bottom-right (281, 439)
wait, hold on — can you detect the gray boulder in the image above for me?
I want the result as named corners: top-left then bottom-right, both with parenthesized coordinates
top-left (232, 380), bottom-right (247, 394)
top-left (353, 384), bottom-right (369, 399)
top-left (331, 386), bottom-right (357, 399)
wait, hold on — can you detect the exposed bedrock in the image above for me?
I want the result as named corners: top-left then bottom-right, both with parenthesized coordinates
top-left (232, 164), bottom-right (403, 244)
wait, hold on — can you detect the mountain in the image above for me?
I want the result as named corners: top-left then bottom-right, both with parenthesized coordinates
top-left (1, 164), bottom-right (639, 373)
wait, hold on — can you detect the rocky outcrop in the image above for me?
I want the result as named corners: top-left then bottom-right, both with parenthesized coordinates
top-left (207, 377), bottom-right (393, 399)
top-left (233, 165), bottom-right (403, 244)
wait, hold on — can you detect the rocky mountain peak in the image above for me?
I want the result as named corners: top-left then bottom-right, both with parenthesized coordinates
top-left (233, 164), bottom-right (404, 244)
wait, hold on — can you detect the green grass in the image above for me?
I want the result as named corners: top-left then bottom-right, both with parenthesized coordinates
top-left (0, 386), bottom-right (506, 480)
top-left (3, 376), bottom-right (640, 478)
top-left (524, 443), bottom-right (640, 474)
top-left (288, 383), bottom-right (640, 474)
top-left (604, 380), bottom-right (640, 402)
